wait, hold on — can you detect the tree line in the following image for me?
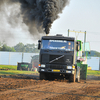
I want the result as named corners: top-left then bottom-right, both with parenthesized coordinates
top-left (0, 42), bottom-right (39, 53)
top-left (0, 42), bottom-right (100, 56)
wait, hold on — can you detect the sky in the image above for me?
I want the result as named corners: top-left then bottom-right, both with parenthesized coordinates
top-left (50, 0), bottom-right (100, 52)
top-left (0, 0), bottom-right (100, 52)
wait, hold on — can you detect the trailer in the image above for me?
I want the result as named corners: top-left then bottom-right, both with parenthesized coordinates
top-left (17, 55), bottom-right (39, 71)
top-left (17, 62), bottom-right (32, 71)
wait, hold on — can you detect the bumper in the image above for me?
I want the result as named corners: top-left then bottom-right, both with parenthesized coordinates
top-left (38, 67), bottom-right (75, 74)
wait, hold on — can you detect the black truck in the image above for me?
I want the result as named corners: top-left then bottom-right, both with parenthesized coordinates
top-left (38, 34), bottom-right (81, 82)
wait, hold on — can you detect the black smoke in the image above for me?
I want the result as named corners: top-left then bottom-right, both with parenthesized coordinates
top-left (0, 0), bottom-right (70, 35)
top-left (14, 0), bottom-right (70, 35)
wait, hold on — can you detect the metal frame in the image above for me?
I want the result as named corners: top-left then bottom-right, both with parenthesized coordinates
top-left (68, 29), bottom-right (86, 54)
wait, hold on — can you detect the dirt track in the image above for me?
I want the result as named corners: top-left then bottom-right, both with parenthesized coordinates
top-left (0, 74), bottom-right (100, 100)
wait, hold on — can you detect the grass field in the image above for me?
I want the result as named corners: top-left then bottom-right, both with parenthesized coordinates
top-left (0, 70), bottom-right (38, 75)
top-left (87, 70), bottom-right (100, 76)
top-left (0, 65), bottom-right (17, 70)
top-left (0, 65), bottom-right (38, 75)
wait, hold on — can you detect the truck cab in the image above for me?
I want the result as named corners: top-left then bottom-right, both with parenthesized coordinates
top-left (38, 34), bottom-right (80, 82)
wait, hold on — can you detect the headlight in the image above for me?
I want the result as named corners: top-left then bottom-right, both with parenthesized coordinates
top-left (66, 71), bottom-right (71, 73)
top-left (41, 69), bottom-right (45, 71)
top-left (67, 66), bottom-right (72, 69)
top-left (41, 64), bottom-right (45, 68)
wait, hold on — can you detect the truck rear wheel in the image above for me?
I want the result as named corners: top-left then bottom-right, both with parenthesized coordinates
top-left (20, 67), bottom-right (22, 71)
top-left (39, 73), bottom-right (46, 80)
top-left (27, 68), bottom-right (31, 71)
top-left (17, 66), bottom-right (20, 70)
top-left (69, 70), bottom-right (76, 82)
top-left (28, 68), bottom-right (30, 71)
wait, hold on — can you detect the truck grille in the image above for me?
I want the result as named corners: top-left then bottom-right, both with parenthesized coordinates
top-left (50, 55), bottom-right (72, 64)
top-left (41, 54), bottom-right (73, 64)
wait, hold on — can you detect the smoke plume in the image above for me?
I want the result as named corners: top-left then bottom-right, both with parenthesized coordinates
top-left (0, 0), bottom-right (70, 43)
top-left (16, 0), bottom-right (70, 35)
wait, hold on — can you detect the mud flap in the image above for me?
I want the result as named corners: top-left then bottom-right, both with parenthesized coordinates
top-left (80, 64), bottom-right (88, 80)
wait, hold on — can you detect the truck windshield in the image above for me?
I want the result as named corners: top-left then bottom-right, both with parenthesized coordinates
top-left (42, 40), bottom-right (74, 51)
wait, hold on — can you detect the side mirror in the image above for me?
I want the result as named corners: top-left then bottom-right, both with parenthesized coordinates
top-left (38, 40), bottom-right (41, 50)
top-left (76, 45), bottom-right (80, 51)
top-left (76, 41), bottom-right (80, 51)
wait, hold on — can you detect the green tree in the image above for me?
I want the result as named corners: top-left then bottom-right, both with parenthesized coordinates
top-left (25, 43), bottom-right (39, 53)
top-left (14, 42), bottom-right (25, 52)
top-left (1, 44), bottom-right (16, 52)
top-left (14, 43), bottom-right (39, 53)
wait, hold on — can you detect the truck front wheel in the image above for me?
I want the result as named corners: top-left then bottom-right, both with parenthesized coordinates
top-left (39, 73), bottom-right (46, 80)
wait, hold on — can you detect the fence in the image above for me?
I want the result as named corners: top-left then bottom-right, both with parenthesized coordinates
top-left (0, 51), bottom-right (100, 70)
top-left (87, 57), bottom-right (100, 70)
top-left (0, 51), bottom-right (39, 65)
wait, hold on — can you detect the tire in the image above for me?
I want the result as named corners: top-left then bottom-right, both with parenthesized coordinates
top-left (46, 73), bottom-right (54, 80)
top-left (17, 66), bottom-right (20, 70)
top-left (69, 70), bottom-right (76, 82)
top-left (28, 68), bottom-right (30, 71)
top-left (65, 74), bottom-right (69, 79)
top-left (27, 68), bottom-right (31, 71)
top-left (17, 63), bottom-right (20, 70)
top-left (20, 67), bottom-right (22, 71)
top-left (50, 74), bottom-right (54, 80)
top-left (39, 73), bottom-right (46, 80)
